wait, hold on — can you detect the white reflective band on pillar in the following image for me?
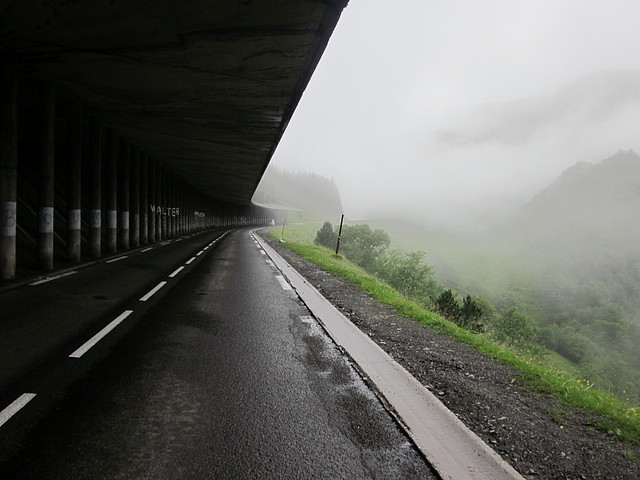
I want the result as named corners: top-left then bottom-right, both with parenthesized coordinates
top-left (68, 209), bottom-right (81, 230)
top-left (38, 207), bottom-right (54, 233)
top-left (120, 211), bottom-right (129, 229)
top-left (107, 210), bottom-right (117, 229)
top-left (90, 209), bottom-right (101, 228)
top-left (2, 202), bottom-right (17, 237)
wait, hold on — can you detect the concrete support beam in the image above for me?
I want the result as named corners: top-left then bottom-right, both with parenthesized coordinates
top-left (67, 102), bottom-right (82, 263)
top-left (172, 175), bottom-right (178, 236)
top-left (89, 118), bottom-right (102, 258)
top-left (172, 173), bottom-right (177, 238)
top-left (37, 83), bottom-right (55, 271)
top-left (148, 159), bottom-right (155, 243)
top-left (166, 171), bottom-right (173, 239)
top-left (118, 139), bottom-right (129, 250)
top-left (175, 181), bottom-right (180, 236)
top-left (186, 188), bottom-right (190, 232)
top-left (0, 61), bottom-right (18, 280)
top-left (180, 184), bottom-right (186, 235)
top-left (130, 147), bottom-right (140, 248)
top-left (156, 163), bottom-right (163, 241)
top-left (161, 165), bottom-right (167, 240)
top-left (140, 153), bottom-right (148, 245)
top-left (106, 130), bottom-right (118, 254)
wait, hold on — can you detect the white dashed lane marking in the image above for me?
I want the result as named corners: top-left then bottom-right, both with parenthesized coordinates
top-left (139, 281), bottom-right (167, 302)
top-left (69, 310), bottom-right (134, 358)
top-left (169, 266), bottom-right (185, 278)
top-left (106, 255), bottom-right (128, 263)
top-left (0, 394), bottom-right (36, 428)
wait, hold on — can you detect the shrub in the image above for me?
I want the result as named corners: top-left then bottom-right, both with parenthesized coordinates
top-left (375, 249), bottom-right (437, 300)
top-left (493, 307), bottom-right (538, 346)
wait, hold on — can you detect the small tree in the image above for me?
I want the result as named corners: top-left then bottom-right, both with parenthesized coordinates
top-left (459, 295), bottom-right (485, 332)
top-left (435, 290), bottom-right (460, 322)
top-left (315, 221), bottom-right (337, 249)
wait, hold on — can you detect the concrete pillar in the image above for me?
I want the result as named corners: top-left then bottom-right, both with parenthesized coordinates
top-left (166, 171), bottom-right (172, 238)
top-left (148, 159), bottom-right (155, 243)
top-left (0, 62), bottom-right (18, 280)
top-left (140, 153), bottom-right (148, 245)
top-left (186, 189), bottom-right (190, 232)
top-left (185, 192), bottom-right (190, 234)
top-left (156, 163), bottom-right (163, 241)
top-left (161, 166), bottom-right (167, 239)
top-left (185, 189), bottom-right (190, 233)
top-left (67, 102), bottom-right (82, 263)
top-left (180, 183), bottom-right (186, 235)
top-left (174, 176), bottom-right (180, 236)
top-left (171, 175), bottom-right (176, 236)
top-left (105, 129), bottom-right (118, 254)
top-left (37, 83), bottom-right (55, 271)
top-left (130, 147), bottom-right (140, 248)
top-left (118, 138), bottom-right (129, 250)
top-left (168, 171), bottom-right (174, 238)
top-left (176, 179), bottom-right (181, 236)
top-left (89, 118), bottom-right (102, 258)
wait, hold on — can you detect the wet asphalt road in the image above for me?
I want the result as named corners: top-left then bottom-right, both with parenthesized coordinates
top-left (0, 230), bottom-right (435, 479)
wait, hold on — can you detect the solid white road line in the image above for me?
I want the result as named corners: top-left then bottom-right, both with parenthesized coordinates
top-left (275, 275), bottom-right (292, 291)
top-left (169, 266), bottom-right (185, 278)
top-left (69, 311), bottom-right (133, 358)
top-left (29, 271), bottom-right (77, 286)
top-left (185, 257), bottom-right (196, 265)
top-left (0, 394), bottom-right (36, 428)
top-left (106, 255), bottom-right (128, 263)
top-left (140, 282), bottom-right (167, 301)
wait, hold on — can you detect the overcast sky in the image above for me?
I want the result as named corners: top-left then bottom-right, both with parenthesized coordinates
top-left (266, 0), bottom-right (640, 225)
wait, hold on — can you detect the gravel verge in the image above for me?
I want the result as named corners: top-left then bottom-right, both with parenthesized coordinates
top-left (261, 233), bottom-right (640, 480)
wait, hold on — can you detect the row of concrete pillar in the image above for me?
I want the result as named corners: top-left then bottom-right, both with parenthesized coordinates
top-left (0, 63), bottom-right (275, 281)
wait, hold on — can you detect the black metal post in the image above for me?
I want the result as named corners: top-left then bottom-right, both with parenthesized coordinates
top-left (335, 214), bottom-right (344, 255)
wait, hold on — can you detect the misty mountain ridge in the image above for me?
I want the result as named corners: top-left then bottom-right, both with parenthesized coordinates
top-left (519, 149), bottom-right (640, 247)
top-left (436, 69), bottom-right (640, 146)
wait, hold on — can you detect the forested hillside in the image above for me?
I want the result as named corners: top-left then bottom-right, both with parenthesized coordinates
top-left (508, 151), bottom-right (640, 393)
top-left (379, 150), bottom-right (640, 398)
top-left (253, 167), bottom-right (343, 220)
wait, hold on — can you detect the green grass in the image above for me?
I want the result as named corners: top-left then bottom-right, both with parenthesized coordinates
top-left (277, 221), bottom-right (321, 244)
top-left (269, 226), bottom-right (640, 445)
top-left (621, 450), bottom-right (638, 462)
